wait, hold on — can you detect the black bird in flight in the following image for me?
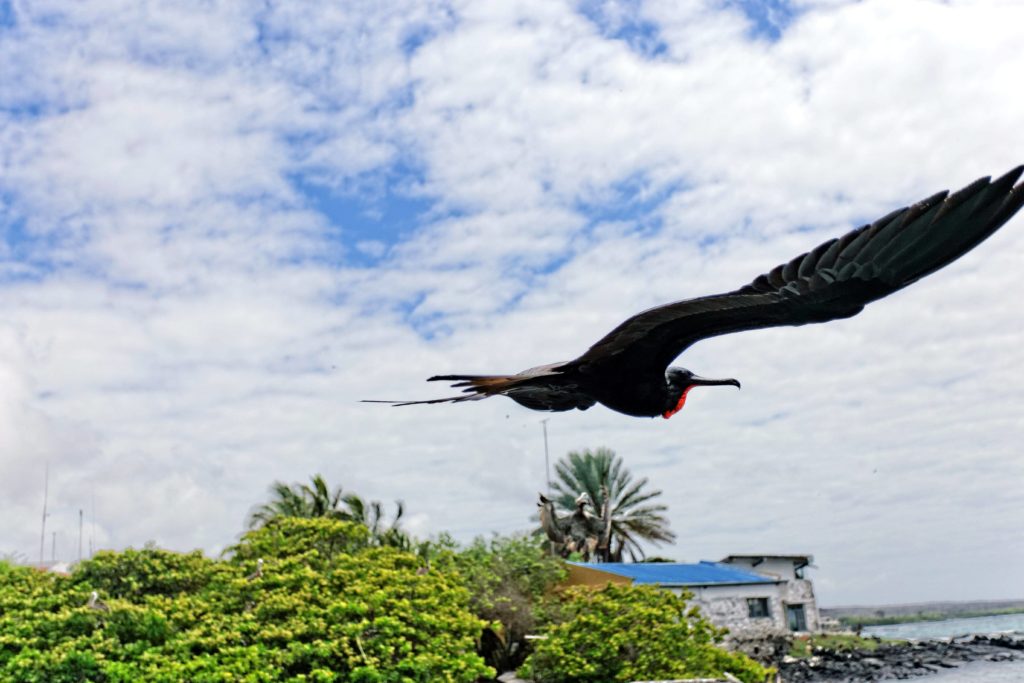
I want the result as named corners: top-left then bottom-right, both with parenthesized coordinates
top-left (366, 167), bottom-right (1024, 419)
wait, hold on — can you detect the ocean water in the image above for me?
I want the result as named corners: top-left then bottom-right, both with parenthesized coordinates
top-left (862, 612), bottom-right (1024, 639)
top-left (919, 659), bottom-right (1024, 682)
top-left (861, 612), bottom-right (1024, 682)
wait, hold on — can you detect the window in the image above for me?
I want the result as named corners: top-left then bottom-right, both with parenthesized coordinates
top-left (747, 597), bottom-right (770, 618)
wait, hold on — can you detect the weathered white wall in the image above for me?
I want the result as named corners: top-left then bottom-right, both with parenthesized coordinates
top-left (781, 578), bottom-right (821, 632)
top-left (669, 578), bottom-right (821, 637)
top-left (672, 583), bottom-right (787, 638)
top-left (723, 557), bottom-right (804, 581)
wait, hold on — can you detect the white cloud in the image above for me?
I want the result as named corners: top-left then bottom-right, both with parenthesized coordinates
top-left (1, 0), bottom-right (1023, 605)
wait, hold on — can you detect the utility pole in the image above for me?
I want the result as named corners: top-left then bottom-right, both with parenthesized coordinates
top-left (39, 463), bottom-right (49, 567)
top-left (541, 419), bottom-right (552, 495)
top-left (78, 509), bottom-right (84, 562)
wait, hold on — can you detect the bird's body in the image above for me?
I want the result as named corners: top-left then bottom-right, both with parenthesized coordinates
top-left (245, 558), bottom-right (264, 581)
top-left (366, 167), bottom-right (1024, 418)
top-left (86, 591), bottom-right (109, 612)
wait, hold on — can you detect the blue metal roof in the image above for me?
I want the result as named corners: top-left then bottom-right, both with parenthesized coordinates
top-left (569, 561), bottom-right (779, 586)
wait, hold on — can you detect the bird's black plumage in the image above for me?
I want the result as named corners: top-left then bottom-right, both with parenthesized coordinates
top-left (365, 167), bottom-right (1024, 418)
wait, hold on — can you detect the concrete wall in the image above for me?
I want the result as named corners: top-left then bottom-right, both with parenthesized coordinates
top-left (723, 557), bottom-right (803, 581)
top-left (672, 580), bottom-right (820, 637)
top-left (780, 578), bottom-right (820, 632)
top-left (672, 583), bottom-right (787, 637)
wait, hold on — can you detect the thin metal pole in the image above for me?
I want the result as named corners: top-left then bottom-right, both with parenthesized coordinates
top-left (51, 531), bottom-right (56, 563)
top-left (541, 419), bottom-right (551, 495)
top-left (78, 509), bottom-right (83, 562)
top-left (39, 463), bottom-right (49, 566)
top-left (90, 490), bottom-right (96, 558)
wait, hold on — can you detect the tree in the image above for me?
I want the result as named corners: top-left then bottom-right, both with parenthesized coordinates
top-left (0, 521), bottom-right (493, 682)
top-left (341, 492), bottom-right (409, 549)
top-left (546, 447), bottom-right (675, 562)
top-left (436, 534), bottom-right (567, 673)
top-left (247, 474), bottom-right (408, 548)
top-left (247, 473), bottom-right (345, 528)
top-left (519, 584), bottom-right (772, 683)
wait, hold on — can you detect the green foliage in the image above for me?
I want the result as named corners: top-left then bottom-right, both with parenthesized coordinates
top-left (248, 474), bottom-right (349, 528)
top-left (519, 584), bottom-right (772, 683)
top-left (0, 520), bottom-right (491, 682)
top-left (436, 534), bottom-right (566, 672)
top-left (75, 547), bottom-right (225, 600)
top-left (546, 447), bottom-right (675, 561)
top-left (227, 517), bottom-right (371, 568)
top-left (788, 633), bottom-right (895, 658)
top-left (248, 475), bottom-right (410, 550)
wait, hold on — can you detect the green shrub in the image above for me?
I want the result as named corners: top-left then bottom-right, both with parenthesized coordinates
top-left (437, 533), bottom-right (566, 672)
top-left (519, 583), bottom-right (772, 683)
top-left (75, 547), bottom-right (226, 600)
top-left (0, 520), bottom-right (492, 683)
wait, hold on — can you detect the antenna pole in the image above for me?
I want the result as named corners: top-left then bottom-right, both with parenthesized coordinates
top-left (541, 419), bottom-right (551, 495)
top-left (39, 463), bottom-right (49, 566)
top-left (90, 489), bottom-right (96, 558)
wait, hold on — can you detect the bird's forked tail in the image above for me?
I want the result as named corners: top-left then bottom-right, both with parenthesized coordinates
top-left (361, 373), bottom-right (525, 406)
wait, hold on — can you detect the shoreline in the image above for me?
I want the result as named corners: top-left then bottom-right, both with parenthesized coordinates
top-left (776, 634), bottom-right (1023, 682)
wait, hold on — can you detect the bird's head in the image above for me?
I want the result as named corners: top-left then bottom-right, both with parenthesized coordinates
top-left (663, 367), bottom-right (740, 419)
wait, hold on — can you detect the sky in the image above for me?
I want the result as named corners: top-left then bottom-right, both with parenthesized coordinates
top-left (1, 0), bottom-right (1023, 607)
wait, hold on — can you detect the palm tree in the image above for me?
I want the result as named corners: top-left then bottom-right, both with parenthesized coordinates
top-left (247, 475), bottom-right (408, 547)
top-left (546, 447), bottom-right (675, 562)
top-left (341, 493), bottom-right (409, 549)
top-left (247, 474), bottom-right (348, 528)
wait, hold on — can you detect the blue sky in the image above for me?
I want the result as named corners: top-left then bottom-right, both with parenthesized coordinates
top-left (2, 0), bottom-right (1024, 606)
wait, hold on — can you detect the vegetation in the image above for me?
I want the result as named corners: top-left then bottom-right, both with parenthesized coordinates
top-left (437, 534), bottom-right (566, 673)
top-left (0, 464), bottom-right (768, 682)
top-left (0, 519), bottom-right (491, 682)
top-left (787, 633), bottom-right (892, 658)
top-left (247, 474), bottom-right (407, 549)
top-left (519, 584), bottom-right (772, 683)
top-left (545, 447), bottom-right (674, 561)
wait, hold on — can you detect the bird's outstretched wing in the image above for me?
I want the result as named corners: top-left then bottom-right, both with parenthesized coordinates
top-left (362, 363), bottom-right (597, 411)
top-left (565, 167), bottom-right (1024, 376)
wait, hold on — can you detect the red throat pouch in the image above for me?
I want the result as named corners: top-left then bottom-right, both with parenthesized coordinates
top-left (662, 386), bottom-right (695, 419)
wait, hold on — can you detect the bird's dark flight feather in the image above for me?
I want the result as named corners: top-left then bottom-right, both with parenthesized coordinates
top-left (561, 166), bottom-right (1024, 377)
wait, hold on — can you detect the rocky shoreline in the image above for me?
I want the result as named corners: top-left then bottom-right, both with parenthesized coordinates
top-left (777, 634), bottom-right (1023, 682)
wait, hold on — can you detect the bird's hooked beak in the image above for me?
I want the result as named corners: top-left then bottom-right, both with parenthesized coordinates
top-left (663, 375), bottom-right (741, 419)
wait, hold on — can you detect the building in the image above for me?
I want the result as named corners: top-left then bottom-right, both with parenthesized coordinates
top-left (718, 554), bottom-right (820, 634)
top-left (564, 554), bottom-right (820, 639)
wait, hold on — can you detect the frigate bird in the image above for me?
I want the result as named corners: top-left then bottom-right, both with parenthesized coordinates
top-left (366, 167), bottom-right (1024, 418)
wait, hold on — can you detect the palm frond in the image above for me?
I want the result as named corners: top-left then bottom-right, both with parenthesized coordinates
top-left (545, 447), bottom-right (675, 561)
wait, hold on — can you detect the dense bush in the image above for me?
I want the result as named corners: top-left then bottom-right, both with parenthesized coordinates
top-left (519, 584), bottom-right (773, 683)
top-left (438, 534), bottom-right (566, 672)
top-left (0, 519), bottom-right (491, 682)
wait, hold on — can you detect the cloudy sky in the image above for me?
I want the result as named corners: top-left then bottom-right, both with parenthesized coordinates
top-left (2, 0), bottom-right (1023, 606)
